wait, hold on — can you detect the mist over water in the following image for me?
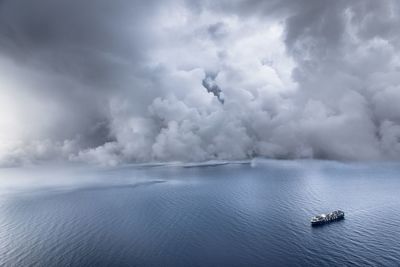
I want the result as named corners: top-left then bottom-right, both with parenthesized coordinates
top-left (0, 160), bottom-right (399, 266)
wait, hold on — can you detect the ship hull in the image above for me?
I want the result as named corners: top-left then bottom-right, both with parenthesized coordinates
top-left (311, 216), bottom-right (344, 226)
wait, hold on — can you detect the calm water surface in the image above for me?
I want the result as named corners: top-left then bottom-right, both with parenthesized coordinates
top-left (0, 160), bottom-right (399, 266)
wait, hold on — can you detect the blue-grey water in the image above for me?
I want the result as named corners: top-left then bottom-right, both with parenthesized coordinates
top-left (0, 160), bottom-right (400, 266)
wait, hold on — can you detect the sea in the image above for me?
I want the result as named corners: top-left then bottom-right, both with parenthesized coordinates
top-left (0, 159), bottom-right (399, 266)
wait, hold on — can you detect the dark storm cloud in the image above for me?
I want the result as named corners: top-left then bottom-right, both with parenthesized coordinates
top-left (202, 72), bottom-right (224, 104)
top-left (1, 0), bottom-right (400, 165)
top-left (0, 0), bottom-right (163, 146)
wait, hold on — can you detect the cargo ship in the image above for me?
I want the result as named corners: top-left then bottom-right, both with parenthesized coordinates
top-left (311, 210), bottom-right (344, 226)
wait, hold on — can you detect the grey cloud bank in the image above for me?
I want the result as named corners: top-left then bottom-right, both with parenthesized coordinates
top-left (1, 0), bottom-right (400, 166)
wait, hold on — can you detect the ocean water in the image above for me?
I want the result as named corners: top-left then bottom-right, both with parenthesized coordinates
top-left (0, 160), bottom-right (400, 266)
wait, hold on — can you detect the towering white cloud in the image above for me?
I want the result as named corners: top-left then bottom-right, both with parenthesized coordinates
top-left (0, 0), bottom-right (400, 166)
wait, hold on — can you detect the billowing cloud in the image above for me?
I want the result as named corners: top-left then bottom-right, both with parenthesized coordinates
top-left (1, 0), bottom-right (400, 166)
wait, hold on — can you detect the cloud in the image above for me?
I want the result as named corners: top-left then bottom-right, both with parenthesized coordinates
top-left (0, 0), bottom-right (400, 166)
top-left (202, 72), bottom-right (224, 104)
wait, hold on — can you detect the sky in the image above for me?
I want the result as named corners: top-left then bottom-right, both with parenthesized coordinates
top-left (1, 0), bottom-right (400, 166)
